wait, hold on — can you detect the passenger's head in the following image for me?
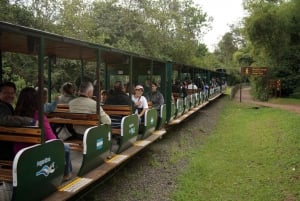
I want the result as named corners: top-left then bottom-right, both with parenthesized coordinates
top-left (61, 82), bottom-right (75, 96)
top-left (134, 85), bottom-right (144, 97)
top-left (78, 81), bottom-right (94, 98)
top-left (0, 81), bottom-right (17, 104)
top-left (15, 87), bottom-right (38, 117)
top-left (100, 90), bottom-right (107, 103)
top-left (151, 82), bottom-right (158, 92)
top-left (35, 87), bottom-right (48, 104)
top-left (114, 81), bottom-right (124, 92)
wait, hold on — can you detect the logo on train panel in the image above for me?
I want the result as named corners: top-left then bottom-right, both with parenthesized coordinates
top-left (96, 138), bottom-right (104, 150)
top-left (150, 117), bottom-right (154, 125)
top-left (36, 162), bottom-right (55, 177)
top-left (129, 123), bottom-right (135, 135)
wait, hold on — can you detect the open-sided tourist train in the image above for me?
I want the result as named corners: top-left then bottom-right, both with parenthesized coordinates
top-left (0, 21), bottom-right (227, 201)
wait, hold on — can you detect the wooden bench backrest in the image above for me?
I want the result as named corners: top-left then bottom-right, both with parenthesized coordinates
top-left (102, 105), bottom-right (132, 135)
top-left (54, 104), bottom-right (69, 113)
top-left (102, 105), bottom-right (132, 116)
top-left (47, 112), bottom-right (98, 126)
top-left (47, 112), bottom-right (98, 120)
top-left (0, 126), bottom-right (42, 144)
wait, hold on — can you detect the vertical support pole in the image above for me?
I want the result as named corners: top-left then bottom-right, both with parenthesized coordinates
top-left (80, 59), bottom-right (84, 82)
top-left (0, 51), bottom-right (2, 82)
top-left (129, 55), bottom-right (133, 96)
top-left (96, 48), bottom-right (101, 116)
top-left (38, 37), bottom-right (45, 143)
top-left (165, 61), bottom-right (172, 122)
top-left (47, 56), bottom-right (52, 102)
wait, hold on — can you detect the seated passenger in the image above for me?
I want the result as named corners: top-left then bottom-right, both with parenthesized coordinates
top-left (105, 81), bottom-right (132, 128)
top-left (187, 80), bottom-right (198, 90)
top-left (14, 87), bottom-right (72, 180)
top-left (145, 82), bottom-right (164, 111)
top-left (100, 90), bottom-right (107, 106)
top-left (105, 81), bottom-right (132, 105)
top-left (69, 81), bottom-right (111, 135)
top-left (53, 82), bottom-right (76, 140)
top-left (57, 82), bottom-right (76, 104)
top-left (35, 87), bottom-right (58, 113)
top-left (0, 82), bottom-right (37, 160)
top-left (131, 85), bottom-right (148, 122)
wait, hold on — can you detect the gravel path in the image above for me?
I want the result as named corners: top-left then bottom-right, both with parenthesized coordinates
top-left (80, 96), bottom-right (227, 201)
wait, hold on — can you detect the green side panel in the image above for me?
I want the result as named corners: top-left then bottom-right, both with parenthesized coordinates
top-left (199, 92), bottom-right (203, 104)
top-left (185, 95), bottom-right (191, 110)
top-left (170, 102), bottom-right (175, 121)
top-left (12, 140), bottom-right (65, 201)
top-left (190, 94), bottom-right (195, 108)
top-left (77, 124), bottom-right (111, 176)
top-left (195, 93), bottom-right (199, 106)
top-left (140, 108), bottom-right (157, 139)
top-left (156, 104), bottom-right (167, 130)
top-left (117, 114), bottom-right (139, 153)
top-left (176, 98), bottom-right (184, 117)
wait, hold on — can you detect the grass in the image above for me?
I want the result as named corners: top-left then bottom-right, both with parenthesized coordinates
top-left (268, 97), bottom-right (300, 105)
top-left (171, 100), bottom-right (300, 201)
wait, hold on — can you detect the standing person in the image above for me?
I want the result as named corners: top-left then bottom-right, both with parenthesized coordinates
top-left (145, 82), bottom-right (164, 111)
top-left (14, 87), bottom-right (72, 180)
top-left (0, 82), bottom-right (37, 160)
top-left (105, 81), bottom-right (132, 105)
top-left (57, 82), bottom-right (76, 104)
top-left (69, 81), bottom-right (111, 136)
top-left (131, 85), bottom-right (148, 122)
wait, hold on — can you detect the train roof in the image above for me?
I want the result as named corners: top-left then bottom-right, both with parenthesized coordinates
top-left (0, 21), bottom-right (168, 65)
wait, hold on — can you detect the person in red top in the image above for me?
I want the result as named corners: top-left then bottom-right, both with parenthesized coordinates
top-left (14, 87), bottom-right (72, 180)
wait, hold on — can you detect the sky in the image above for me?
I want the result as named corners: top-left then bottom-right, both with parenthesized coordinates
top-left (194, 0), bottom-right (246, 51)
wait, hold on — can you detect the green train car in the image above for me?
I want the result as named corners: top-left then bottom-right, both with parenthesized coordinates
top-left (0, 21), bottom-right (226, 201)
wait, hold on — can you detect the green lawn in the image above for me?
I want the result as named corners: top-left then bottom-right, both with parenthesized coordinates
top-left (171, 100), bottom-right (300, 201)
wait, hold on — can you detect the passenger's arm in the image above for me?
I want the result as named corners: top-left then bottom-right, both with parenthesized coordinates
top-left (44, 101), bottom-right (57, 113)
top-left (0, 104), bottom-right (35, 127)
top-left (100, 107), bottom-right (111, 125)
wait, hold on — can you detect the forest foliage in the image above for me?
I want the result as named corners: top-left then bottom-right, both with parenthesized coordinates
top-left (0, 0), bottom-right (299, 98)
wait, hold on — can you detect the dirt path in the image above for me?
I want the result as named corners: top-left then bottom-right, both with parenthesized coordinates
top-left (235, 87), bottom-right (300, 114)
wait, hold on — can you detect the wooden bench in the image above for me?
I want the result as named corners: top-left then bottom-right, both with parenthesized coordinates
top-left (0, 126), bottom-right (42, 144)
top-left (0, 126), bottom-right (42, 182)
top-left (0, 160), bottom-right (13, 181)
top-left (47, 113), bottom-right (99, 151)
top-left (102, 105), bottom-right (132, 135)
top-left (47, 112), bottom-right (98, 126)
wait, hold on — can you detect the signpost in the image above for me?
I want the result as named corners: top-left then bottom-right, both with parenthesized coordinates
top-left (240, 67), bottom-right (269, 102)
top-left (241, 67), bottom-right (268, 76)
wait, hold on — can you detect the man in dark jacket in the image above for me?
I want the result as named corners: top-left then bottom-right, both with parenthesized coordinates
top-left (105, 81), bottom-right (132, 106)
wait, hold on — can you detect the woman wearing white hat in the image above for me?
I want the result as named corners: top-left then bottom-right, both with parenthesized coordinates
top-left (131, 84), bottom-right (148, 122)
